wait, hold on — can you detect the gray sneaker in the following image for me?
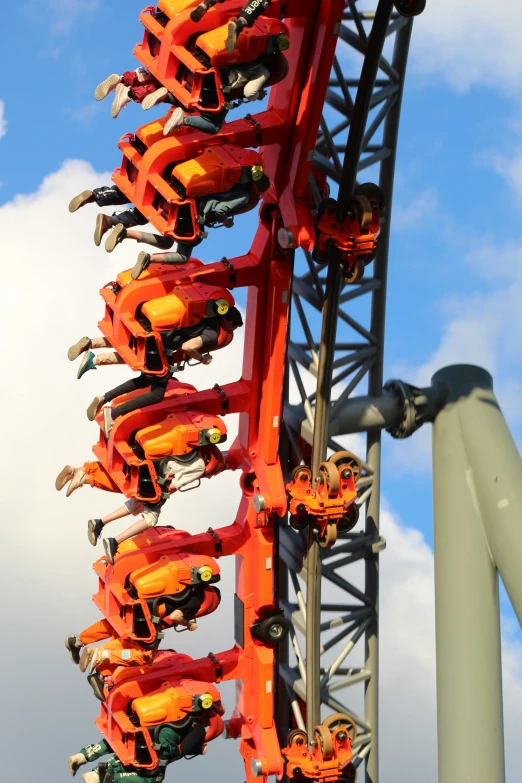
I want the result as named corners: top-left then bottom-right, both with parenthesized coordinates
top-left (131, 251), bottom-right (151, 280)
top-left (105, 223), bottom-right (127, 253)
top-left (69, 191), bottom-right (96, 214)
top-left (94, 214), bottom-right (111, 246)
top-left (68, 336), bottom-right (91, 361)
top-left (87, 395), bottom-right (104, 421)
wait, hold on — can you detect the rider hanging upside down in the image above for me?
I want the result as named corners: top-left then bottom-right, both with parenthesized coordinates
top-left (67, 307), bottom-right (243, 379)
top-left (68, 176), bottom-right (270, 256)
top-left (55, 450), bottom-right (206, 562)
top-left (68, 722), bottom-right (209, 782)
top-left (64, 592), bottom-right (208, 699)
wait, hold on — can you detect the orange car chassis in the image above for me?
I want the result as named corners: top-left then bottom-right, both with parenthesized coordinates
top-left (78, 1), bottom-right (383, 781)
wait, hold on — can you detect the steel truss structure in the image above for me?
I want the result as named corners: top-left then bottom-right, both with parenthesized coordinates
top-left (279, 4), bottom-right (414, 781)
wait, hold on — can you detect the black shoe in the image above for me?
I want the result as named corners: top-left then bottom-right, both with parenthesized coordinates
top-left (65, 634), bottom-right (82, 665)
top-left (103, 537), bottom-right (118, 565)
top-left (87, 672), bottom-right (106, 701)
top-left (88, 518), bottom-right (104, 547)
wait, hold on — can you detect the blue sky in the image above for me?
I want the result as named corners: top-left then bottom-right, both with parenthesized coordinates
top-left (2, 1), bottom-right (522, 780)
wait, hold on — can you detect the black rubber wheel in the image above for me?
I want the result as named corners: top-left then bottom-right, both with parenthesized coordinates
top-left (256, 614), bottom-right (290, 645)
top-left (394, 0), bottom-right (426, 17)
top-left (337, 504), bottom-right (359, 533)
top-left (290, 514), bottom-right (310, 531)
top-left (355, 182), bottom-right (385, 210)
top-left (287, 729), bottom-right (307, 747)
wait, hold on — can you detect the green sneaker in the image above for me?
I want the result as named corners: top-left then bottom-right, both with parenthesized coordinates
top-left (77, 351), bottom-right (97, 380)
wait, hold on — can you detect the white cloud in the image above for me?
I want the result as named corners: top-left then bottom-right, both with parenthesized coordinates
top-left (411, 0), bottom-right (522, 93)
top-left (0, 100), bottom-right (6, 139)
top-left (3, 162), bottom-right (522, 782)
top-left (21, 0), bottom-right (99, 47)
top-left (393, 188), bottom-right (438, 231)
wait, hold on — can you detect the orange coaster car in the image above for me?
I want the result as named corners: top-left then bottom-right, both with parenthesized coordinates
top-left (95, 406), bottom-right (227, 502)
top-left (114, 139), bottom-right (266, 240)
top-left (92, 527), bottom-right (225, 643)
top-left (313, 184), bottom-right (384, 283)
top-left (135, 2), bottom-right (289, 114)
top-left (127, 551), bottom-right (221, 644)
top-left (100, 671), bottom-right (225, 769)
top-left (99, 265), bottom-right (235, 376)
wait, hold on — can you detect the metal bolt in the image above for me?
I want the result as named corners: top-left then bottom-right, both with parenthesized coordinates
top-left (277, 227), bottom-right (296, 249)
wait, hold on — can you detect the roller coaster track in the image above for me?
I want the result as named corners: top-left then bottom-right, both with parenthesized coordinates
top-left (279, 4), bottom-right (413, 781)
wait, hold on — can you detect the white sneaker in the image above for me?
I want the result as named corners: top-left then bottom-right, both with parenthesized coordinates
top-left (103, 408), bottom-right (114, 440)
top-left (111, 83), bottom-right (131, 118)
top-left (66, 469), bottom-right (86, 498)
top-left (79, 646), bottom-right (96, 673)
top-left (142, 87), bottom-right (168, 110)
top-left (68, 752), bottom-right (87, 777)
top-left (163, 107), bottom-right (186, 136)
top-left (94, 73), bottom-right (120, 101)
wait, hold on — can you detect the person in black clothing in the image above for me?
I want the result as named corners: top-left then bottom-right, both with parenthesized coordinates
top-left (82, 307), bottom-right (243, 438)
top-left (68, 185), bottom-right (147, 251)
top-left (68, 175), bottom-right (270, 256)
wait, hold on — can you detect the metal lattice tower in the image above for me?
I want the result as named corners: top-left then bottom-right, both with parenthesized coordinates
top-left (278, 4), bottom-right (414, 781)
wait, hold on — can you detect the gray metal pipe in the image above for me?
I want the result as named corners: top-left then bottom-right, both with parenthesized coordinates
top-left (453, 371), bottom-right (522, 625)
top-left (431, 365), bottom-right (505, 783)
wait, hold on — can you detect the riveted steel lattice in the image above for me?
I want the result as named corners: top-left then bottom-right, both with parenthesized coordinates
top-left (278, 4), bottom-right (414, 782)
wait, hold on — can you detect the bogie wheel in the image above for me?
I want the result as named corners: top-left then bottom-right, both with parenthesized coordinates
top-left (394, 0), bottom-right (426, 16)
top-left (329, 450), bottom-right (363, 482)
top-left (341, 764), bottom-right (358, 783)
top-left (337, 503), bottom-right (359, 533)
top-left (362, 250), bottom-right (377, 266)
top-left (317, 197), bottom-right (338, 220)
top-left (323, 712), bottom-right (358, 743)
top-left (350, 194), bottom-right (373, 231)
top-left (287, 729), bottom-right (308, 748)
top-left (354, 182), bottom-right (386, 210)
top-left (255, 614), bottom-right (290, 645)
top-left (319, 521), bottom-right (338, 548)
top-left (292, 464), bottom-right (312, 483)
top-left (314, 724), bottom-right (334, 759)
top-left (344, 257), bottom-right (365, 284)
top-left (290, 514), bottom-right (309, 531)
top-left (317, 461), bottom-right (340, 495)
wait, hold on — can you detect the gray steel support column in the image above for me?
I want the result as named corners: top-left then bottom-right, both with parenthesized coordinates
top-left (431, 365), bottom-right (505, 783)
top-left (363, 19), bottom-right (413, 783)
top-left (456, 374), bottom-right (522, 624)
